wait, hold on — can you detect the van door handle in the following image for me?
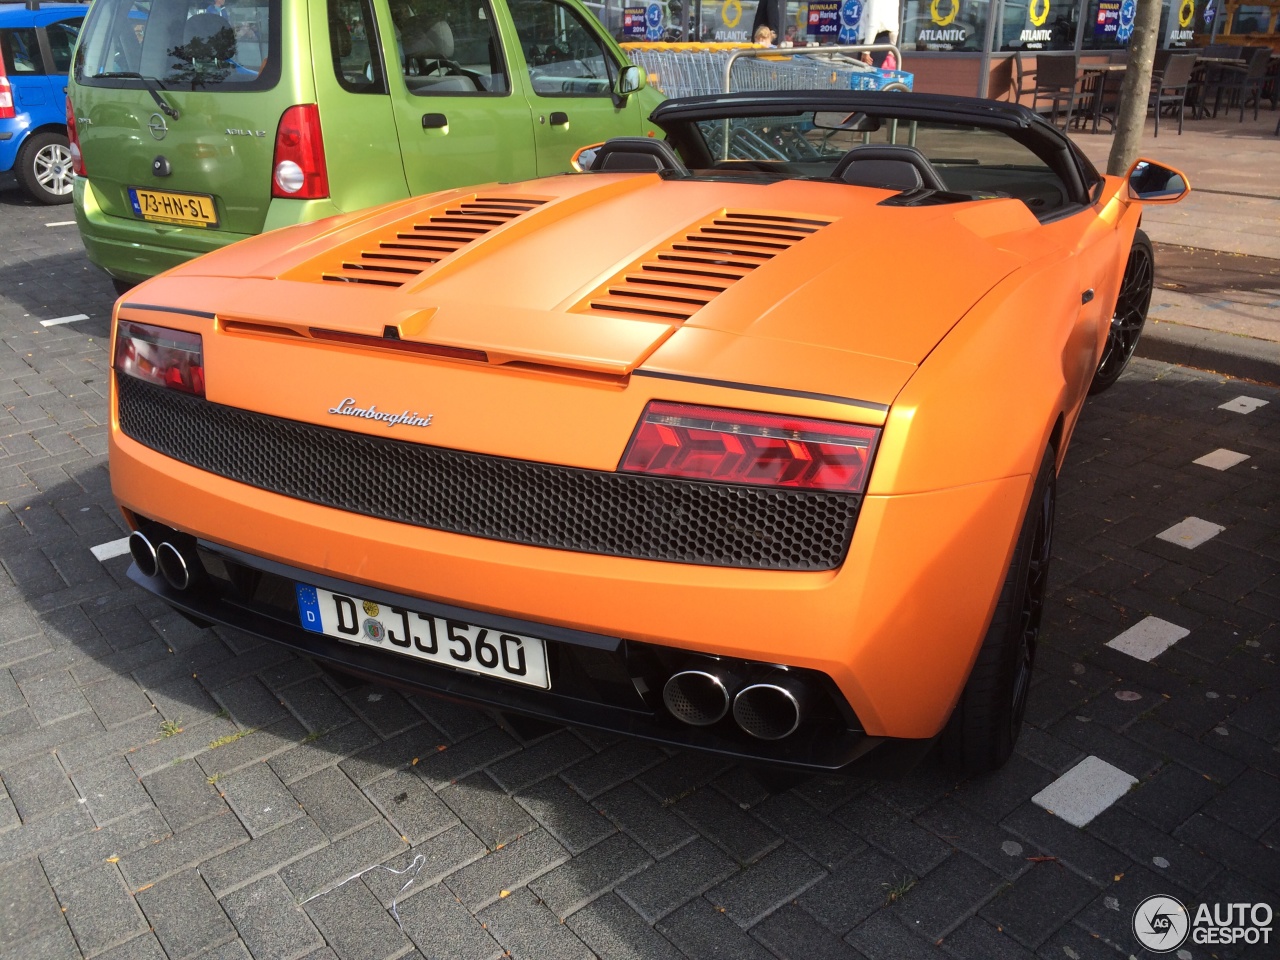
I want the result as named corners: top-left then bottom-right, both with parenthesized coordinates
top-left (422, 113), bottom-right (448, 130)
top-left (549, 111), bottom-right (569, 126)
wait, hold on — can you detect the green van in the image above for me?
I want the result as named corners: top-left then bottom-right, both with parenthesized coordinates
top-left (68, 0), bottom-right (659, 289)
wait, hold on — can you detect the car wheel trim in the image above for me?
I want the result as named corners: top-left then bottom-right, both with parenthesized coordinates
top-left (1096, 240), bottom-right (1153, 385)
top-left (33, 142), bottom-right (75, 197)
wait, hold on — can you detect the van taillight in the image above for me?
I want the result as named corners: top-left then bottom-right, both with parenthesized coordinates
top-left (0, 58), bottom-right (14, 121)
top-left (66, 96), bottom-right (85, 175)
top-left (272, 104), bottom-right (329, 200)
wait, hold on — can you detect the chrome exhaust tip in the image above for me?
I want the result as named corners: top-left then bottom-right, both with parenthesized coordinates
top-left (156, 541), bottom-right (191, 591)
top-left (128, 531), bottom-right (158, 578)
top-left (663, 670), bottom-right (730, 726)
top-left (733, 681), bottom-right (803, 740)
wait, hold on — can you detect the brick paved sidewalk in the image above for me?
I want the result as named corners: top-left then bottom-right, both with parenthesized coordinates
top-left (0, 190), bottom-right (1276, 960)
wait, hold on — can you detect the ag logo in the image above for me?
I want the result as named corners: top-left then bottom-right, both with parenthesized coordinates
top-left (1133, 895), bottom-right (1190, 953)
top-left (1029, 0), bottom-right (1050, 26)
top-left (930, 0), bottom-right (959, 26)
top-left (1178, 0), bottom-right (1194, 26)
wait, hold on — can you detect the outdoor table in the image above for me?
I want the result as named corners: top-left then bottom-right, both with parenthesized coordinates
top-left (1190, 57), bottom-right (1247, 118)
top-left (1080, 63), bottom-right (1126, 133)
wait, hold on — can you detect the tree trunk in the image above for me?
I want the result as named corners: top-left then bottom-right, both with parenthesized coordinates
top-left (1107, 0), bottom-right (1164, 176)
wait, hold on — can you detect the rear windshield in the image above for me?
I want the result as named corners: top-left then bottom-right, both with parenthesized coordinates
top-left (75, 0), bottom-right (280, 90)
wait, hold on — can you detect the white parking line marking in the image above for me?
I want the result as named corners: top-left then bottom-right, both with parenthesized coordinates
top-left (1218, 396), bottom-right (1268, 414)
top-left (1032, 755), bottom-right (1138, 828)
top-left (40, 314), bottom-right (90, 327)
top-left (1157, 516), bottom-right (1224, 549)
top-left (1106, 616), bottom-right (1190, 662)
top-left (44, 220), bottom-right (77, 227)
top-left (90, 537), bottom-right (132, 562)
top-left (1193, 449), bottom-right (1250, 471)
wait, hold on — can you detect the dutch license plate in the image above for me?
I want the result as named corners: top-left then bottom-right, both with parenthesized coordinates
top-left (128, 187), bottom-right (219, 228)
top-left (295, 585), bottom-right (550, 689)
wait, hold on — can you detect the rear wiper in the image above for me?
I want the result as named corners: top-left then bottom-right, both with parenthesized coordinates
top-left (91, 71), bottom-right (180, 120)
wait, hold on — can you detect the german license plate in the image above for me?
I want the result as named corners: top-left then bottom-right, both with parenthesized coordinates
top-left (128, 187), bottom-right (219, 228)
top-left (295, 585), bottom-right (550, 689)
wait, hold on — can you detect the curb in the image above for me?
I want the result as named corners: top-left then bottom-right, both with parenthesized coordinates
top-left (1136, 319), bottom-right (1280, 387)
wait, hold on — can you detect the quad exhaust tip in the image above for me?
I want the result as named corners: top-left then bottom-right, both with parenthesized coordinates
top-left (128, 531), bottom-right (158, 578)
top-left (156, 541), bottom-right (191, 591)
top-left (663, 670), bottom-right (730, 726)
top-left (733, 682), bottom-right (803, 740)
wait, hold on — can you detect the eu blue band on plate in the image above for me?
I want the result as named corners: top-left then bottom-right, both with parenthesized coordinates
top-left (296, 584), bottom-right (323, 633)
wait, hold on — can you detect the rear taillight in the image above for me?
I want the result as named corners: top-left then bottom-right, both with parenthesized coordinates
top-left (620, 401), bottom-right (880, 493)
top-left (114, 321), bottom-right (205, 397)
top-left (66, 96), bottom-right (85, 176)
top-left (0, 58), bottom-right (14, 121)
top-left (272, 104), bottom-right (329, 199)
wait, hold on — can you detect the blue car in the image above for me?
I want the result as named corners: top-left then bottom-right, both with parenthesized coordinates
top-left (1, 0), bottom-right (88, 203)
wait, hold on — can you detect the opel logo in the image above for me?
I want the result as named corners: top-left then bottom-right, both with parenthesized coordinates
top-left (148, 113), bottom-right (168, 140)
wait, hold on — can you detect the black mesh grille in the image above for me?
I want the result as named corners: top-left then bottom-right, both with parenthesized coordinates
top-left (117, 376), bottom-right (859, 570)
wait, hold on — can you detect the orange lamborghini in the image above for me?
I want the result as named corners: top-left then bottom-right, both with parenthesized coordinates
top-left (108, 92), bottom-right (1188, 775)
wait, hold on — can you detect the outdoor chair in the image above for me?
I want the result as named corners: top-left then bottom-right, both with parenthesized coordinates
top-left (1207, 46), bottom-right (1272, 121)
top-left (1032, 54), bottom-right (1087, 130)
top-left (1147, 53), bottom-right (1197, 137)
top-left (1011, 50), bottom-right (1036, 104)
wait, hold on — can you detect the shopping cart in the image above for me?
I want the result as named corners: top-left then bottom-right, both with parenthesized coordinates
top-left (619, 42), bottom-right (913, 97)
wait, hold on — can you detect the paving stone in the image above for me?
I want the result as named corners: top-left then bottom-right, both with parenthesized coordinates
top-left (195, 717), bottom-right (309, 780)
top-left (1031, 755), bottom-right (1139, 828)
top-left (143, 675), bottom-right (221, 726)
top-left (118, 811), bottom-right (249, 889)
top-left (0, 858), bottom-right (65, 947)
top-left (55, 862), bottom-right (149, 957)
top-left (302, 876), bottom-right (411, 960)
top-left (1115, 761), bottom-right (1221, 833)
top-left (220, 761), bottom-right (304, 837)
top-left (565, 893), bottom-right (684, 960)
top-left (980, 859), bottom-right (1102, 950)
top-left (485, 730), bottom-right (594, 793)
top-left (634, 752), bottom-right (734, 805)
top-left (443, 828), bottom-right (568, 911)
top-left (593, 781), bottom-right (696, 859)
top-left (81, 676), bottom-right (155, 729)
top-left (1200, 768), bottom-right (1280, 839)
top-left (0, 803), bottom-right (95, 864)
top-left (843, 908), bottom-right (941, 960)
top-left (750, 903), bottom-right (866, 960)
top-left (279, 677), bottom-right (358, 734)
top-left (338, 725), bottom-right (458, 788)
top-left (364, 767), bottom-right (458, 843)
top-left (404, 726), bottom-right (521, 791)
top-left (754, 792), bottom-right (867, 869)
top-left (361, 823), bottom-right (487, 908)
top-left (914, 800), bottom-right (1039, 881)
top-left (220, 874), bottom-right (325, 960)
top-left (2, 751), bottom-right (79, 821)
top-left (92, 934), bottom-right (168, 960)
top-left (126, 716), bottom-right (240, 778)
top-left (279, 819), bottom-right (408, 901)
top-left (211, 676), bottom-right (289, 730)
top-left (656, 897), bottom-right (775, 960)
top-left (267, 719), bottom-right (382, 786)
top-left (1174, 813), bottom-right (1280, 895)
top-left (477, 886), bottom-right (593, 960)
top-left (1071, 864), bottom-right (1180, 953)
top-left (515, 774), bottom-right (616, 854)
top-left (1000, 802), bottom-right (1130, 888)
top-left (615, 837), bottom-right (737, 923)
top-left (39, 808), bottom-right (171, 887)
top-left (410, 695), bottom-right (494, 743)
top-left (528, 831), bottom-right (652, 918)
top-left (135, 868), bottom-right (236, 960)
top-left (396, 883), bottom-right (502, 960)
top-left (952, 753), bottom-right (1059, 822)
top-left (836, 793), bottom-right (952, 876)
top-left (70, 755), bottom-right (152, 827)
top-left (201, 817), bottom-right (329, 898)
top-left (797, 847), bottom-right (906, 936)
top-left (438, 773), bottom-right (535, 850)
top-left (940, 916), bottom-right (1037, 960)
top-left (345, 685), bottom-right (424, 739)
top-left (5, 919), bottom-right (82, 960)
top-left (143, 760), bottom-right (230, 832)
top-left (291, 766), bottom-right (381, 840)
top-left (706, 842), bottom-right (827, 927)
top-left (559, 741), bottom-right (667, 800)
top-left (1086, 806), bottom-right (1220, 894)
top-left (673, 786), bottom-right (783, 866)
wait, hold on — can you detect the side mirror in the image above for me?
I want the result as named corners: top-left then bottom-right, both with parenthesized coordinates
top-left (613, 64), bottom-right (645, 99)
top-left (1126, 158), bottom-right (1190, 204)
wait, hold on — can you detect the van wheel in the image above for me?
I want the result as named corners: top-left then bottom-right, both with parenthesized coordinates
top-left (16, 132), bottom-right (75, 205)
top-left (942, 448), bottom-right (1055, 776)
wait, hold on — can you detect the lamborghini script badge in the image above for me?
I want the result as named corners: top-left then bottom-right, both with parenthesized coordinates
top-left (328, 398), bottom-right (434, 428)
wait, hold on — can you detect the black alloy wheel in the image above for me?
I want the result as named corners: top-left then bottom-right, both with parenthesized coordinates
top-left (1089, 230), bottom-right (1153, 394)
top-left (943, 449), bottom-right (1056, 776)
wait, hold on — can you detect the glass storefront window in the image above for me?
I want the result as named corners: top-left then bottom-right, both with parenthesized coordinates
top-left (1080, 0), bottom-right (1127, 49)
top-left (1000, 0), bottom-right (1078, 48)
top-left (1230, 3), bottom-right (1273, 30)
top-left (901, 0), bottom-right (991, 50)
top-left (1161, 0), bottom-right (1197, 44)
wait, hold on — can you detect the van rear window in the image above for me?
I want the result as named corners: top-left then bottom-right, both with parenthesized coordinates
top-left (76, 0), bottom-right (280, 90)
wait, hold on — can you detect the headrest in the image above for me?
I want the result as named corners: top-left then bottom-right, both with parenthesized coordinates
top-left (591, 137), bottom-right (689, 175)
top-left (182, 12), bottom-right (235, 59)
top-left (832, 144), bottom-right (948, 192)
top-left (402, 19), bottom-right (454, 59)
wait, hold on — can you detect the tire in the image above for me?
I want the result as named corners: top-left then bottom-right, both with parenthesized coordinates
top-left (942, 448), bottom-right (1056, 775)
top-left (15, 132), bottom-right (75, 205)
top-left (1089, 229), bottom-right (1153, 395)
